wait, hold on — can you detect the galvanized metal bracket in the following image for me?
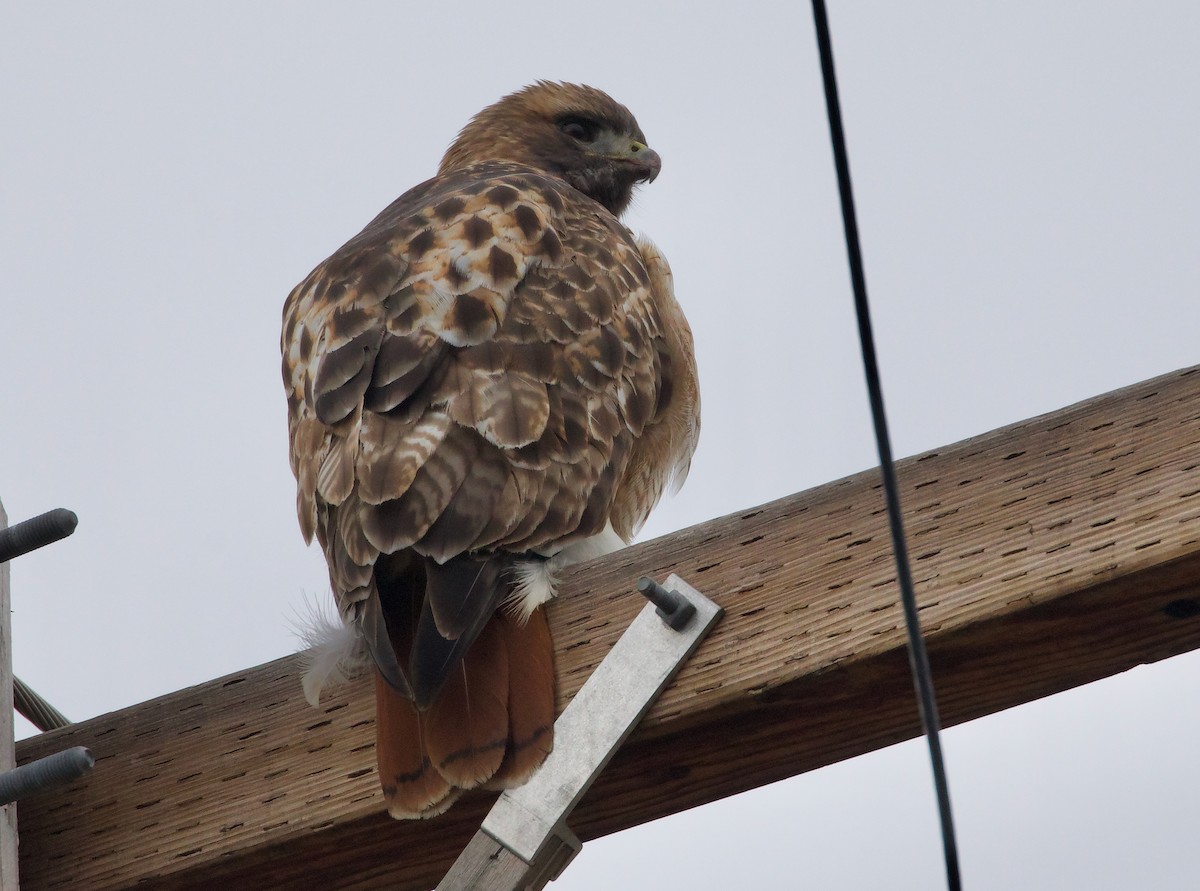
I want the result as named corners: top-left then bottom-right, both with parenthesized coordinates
top-left (437, 573), bottom-right (722, 891)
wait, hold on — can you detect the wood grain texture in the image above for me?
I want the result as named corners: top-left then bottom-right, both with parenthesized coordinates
top-left (16, 366), bottom-right (1200, 891)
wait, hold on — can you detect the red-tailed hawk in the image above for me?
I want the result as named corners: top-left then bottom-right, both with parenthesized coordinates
top-left (282, 82), bottom-right (699, 818)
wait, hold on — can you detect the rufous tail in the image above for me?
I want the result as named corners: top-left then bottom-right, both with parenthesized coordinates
top-left (375, 607), bottom-right (555, 818)
top-left (374, 669), bottom-right (458, 818)
top-left (486, 608), bottom-right (554, 789)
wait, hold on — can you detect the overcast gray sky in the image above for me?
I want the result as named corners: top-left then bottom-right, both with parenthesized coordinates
top-left (3, 2), bottom-right (1199, 888)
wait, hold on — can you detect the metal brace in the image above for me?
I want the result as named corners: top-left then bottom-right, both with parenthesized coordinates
top-left (437, 573), bottom-right (722, 890)
top-left (0, 747), bottom-right (93, 807)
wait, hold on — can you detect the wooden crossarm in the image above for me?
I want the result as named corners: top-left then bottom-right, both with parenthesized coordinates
top-left (15, 366), bottom-right (1200, 890)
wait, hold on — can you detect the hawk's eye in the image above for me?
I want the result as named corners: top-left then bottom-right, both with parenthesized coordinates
top-left (559, 118), bottom-right (598, 143)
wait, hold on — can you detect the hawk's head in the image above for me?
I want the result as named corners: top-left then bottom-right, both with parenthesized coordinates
top-left (439, 81), bottom-right (661, 218)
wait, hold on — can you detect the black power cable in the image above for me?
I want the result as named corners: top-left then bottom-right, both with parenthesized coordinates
top-left (809, 2), bottom-right (962, 888)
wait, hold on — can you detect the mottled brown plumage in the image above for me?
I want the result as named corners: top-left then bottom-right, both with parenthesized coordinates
top-left (282, 82), bottom-right (699, 818)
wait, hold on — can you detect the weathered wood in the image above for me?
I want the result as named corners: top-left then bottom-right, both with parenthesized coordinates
top-left (16, 366), bottom-right (1200, 891)
top-left (0, 501), bottom-right (19, 891)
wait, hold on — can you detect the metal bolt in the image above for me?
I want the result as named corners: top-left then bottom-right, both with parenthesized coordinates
top-left (0, 746), bottom-right (94, 807)
top-left (637, 577), bottom-right (697, 631)
top-left (0, 508), bottom-right (78, 563)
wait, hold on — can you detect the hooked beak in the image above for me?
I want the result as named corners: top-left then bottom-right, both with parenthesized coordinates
top-left (590, 130), bottom-right (663, 185)
top-left (625, 142), bottom-right (661, 183)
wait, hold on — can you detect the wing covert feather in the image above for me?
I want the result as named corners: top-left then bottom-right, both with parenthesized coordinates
top-left (282, 162), bottom-right (679, 617)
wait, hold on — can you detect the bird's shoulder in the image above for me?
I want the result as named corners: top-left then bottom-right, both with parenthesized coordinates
top-left (337, 161), bottom-right (637, 272)
top-left (283, 163), bottom-right (656, 415)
